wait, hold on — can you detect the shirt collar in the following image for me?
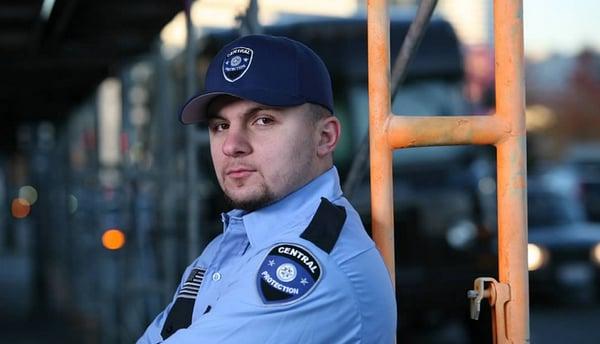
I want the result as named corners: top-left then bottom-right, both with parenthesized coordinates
top-left (221, 167), bottom-right (343, 250)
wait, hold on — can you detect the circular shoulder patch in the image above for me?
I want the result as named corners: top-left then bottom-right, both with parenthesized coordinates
top-left (257, 243), bottom-right (321, 304)
top-left (222, 46), bottom-right (253, 82)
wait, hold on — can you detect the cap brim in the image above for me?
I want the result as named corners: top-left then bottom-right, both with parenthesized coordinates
top-left (179, 91), bottom-right (234, 124)
top-left (179, 89), bottom-right (307, 125)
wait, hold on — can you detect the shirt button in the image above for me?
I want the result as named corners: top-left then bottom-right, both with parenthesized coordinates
top-left (212, 272), bottom-right (222, 281)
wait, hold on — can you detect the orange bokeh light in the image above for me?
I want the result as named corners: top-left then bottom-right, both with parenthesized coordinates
top-left (11, 198), bottom-right (31, 218)
top-left (102, 229), bottom-right (126, 250)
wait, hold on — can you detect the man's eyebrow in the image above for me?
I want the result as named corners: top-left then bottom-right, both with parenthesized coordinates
top-left (206, 112), bottom-right (225, 121)
top-left (245, 106), bottom-right (278, 117)
top-left (207, 105), bottom-right (279, 121)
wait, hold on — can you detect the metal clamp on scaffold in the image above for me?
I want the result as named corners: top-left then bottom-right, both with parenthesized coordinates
top-left (467, 277), bottom-right (512, 344)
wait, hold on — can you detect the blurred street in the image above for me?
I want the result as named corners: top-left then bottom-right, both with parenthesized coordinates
top-left (406, 304), bottom-right (600, 344)
top-left (531, 305), bottom-right (600, 344)
top-left (2, 304), bottom-right (600, 343)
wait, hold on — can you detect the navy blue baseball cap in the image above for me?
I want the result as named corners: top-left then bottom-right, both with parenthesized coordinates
top-left (179, 34), bottom-right (334, 124)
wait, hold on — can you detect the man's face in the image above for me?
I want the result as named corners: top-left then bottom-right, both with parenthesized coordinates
top-left (207, 96), bottom-right (322, 211)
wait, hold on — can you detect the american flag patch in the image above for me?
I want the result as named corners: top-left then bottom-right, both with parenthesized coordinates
top-left (176, 268), bottom-right (206, 300)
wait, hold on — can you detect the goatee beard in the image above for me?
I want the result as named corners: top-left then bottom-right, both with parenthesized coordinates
top-left (224, 191), bottom-right (277, 212)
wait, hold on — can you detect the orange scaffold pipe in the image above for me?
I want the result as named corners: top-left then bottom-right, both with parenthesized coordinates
top-left (367, 0), bottom-right (529, 342)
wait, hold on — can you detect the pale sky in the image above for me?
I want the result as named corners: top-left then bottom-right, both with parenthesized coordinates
top-left (524, 0), bottom-right (600, 56)
top-left (160, 0), bottom-right (600, 58)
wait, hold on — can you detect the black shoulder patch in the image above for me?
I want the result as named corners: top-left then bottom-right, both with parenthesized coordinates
top-left (300, 197), bottom-right (346, 254)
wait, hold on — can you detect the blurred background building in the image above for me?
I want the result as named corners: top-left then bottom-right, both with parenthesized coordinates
top-left (1, 0), bottom-right (599, 343)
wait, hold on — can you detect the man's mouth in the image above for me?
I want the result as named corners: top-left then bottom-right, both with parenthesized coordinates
top-left (225, 167), bottom-right (256, 179)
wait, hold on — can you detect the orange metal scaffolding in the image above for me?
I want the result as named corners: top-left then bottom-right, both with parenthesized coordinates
top-left (367, 0), bottom-right (529, 343)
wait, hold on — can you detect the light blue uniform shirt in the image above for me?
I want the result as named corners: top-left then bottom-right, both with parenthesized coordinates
top-left (138, 167), bottom-right (396, 343)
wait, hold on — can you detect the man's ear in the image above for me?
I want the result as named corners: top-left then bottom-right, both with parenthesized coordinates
top-left (316, 116), bottom-right (341, 158)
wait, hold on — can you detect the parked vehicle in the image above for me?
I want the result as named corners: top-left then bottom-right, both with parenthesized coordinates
top-left (527, 179), bottom-right (600, 304)
top-left (567, 144), bottom-right (600, 222)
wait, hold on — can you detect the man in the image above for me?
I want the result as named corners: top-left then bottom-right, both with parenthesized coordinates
top-left (138, 34), bottom-right (396, 343)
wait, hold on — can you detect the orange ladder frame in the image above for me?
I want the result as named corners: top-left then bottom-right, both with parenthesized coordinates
top-left (368, 0), bottom-right (528, 343)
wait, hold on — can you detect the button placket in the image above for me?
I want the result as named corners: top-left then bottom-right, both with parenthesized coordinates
top-left (206, 218), bottom-right (248, 292)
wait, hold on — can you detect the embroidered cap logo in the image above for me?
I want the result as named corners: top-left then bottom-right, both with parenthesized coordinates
top-left (222, 47), bottom-right (253, 82)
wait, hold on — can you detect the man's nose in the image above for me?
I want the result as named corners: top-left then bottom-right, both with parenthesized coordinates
top-left (222, 126), bottom-right (252, 157)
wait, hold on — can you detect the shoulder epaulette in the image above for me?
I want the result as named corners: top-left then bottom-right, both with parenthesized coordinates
top-left (300, 197), bottom-right (346, 254)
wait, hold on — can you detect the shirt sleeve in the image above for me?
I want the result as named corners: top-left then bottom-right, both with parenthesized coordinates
top-left (137, 235), bottom-right (224, 344)
top-left (136, 263), bottom-right (195, 344)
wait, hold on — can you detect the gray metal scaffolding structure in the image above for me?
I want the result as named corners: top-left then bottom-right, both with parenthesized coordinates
top-left (155, 43), bottom-right (181, 314)
top-left (184, 0), bottom-right (202, 263)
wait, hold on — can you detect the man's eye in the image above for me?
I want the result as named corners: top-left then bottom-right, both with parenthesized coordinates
top-left (211, 123), bottom-right (229, 132)
top-left (254, 117), bottom-right (273, 126)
